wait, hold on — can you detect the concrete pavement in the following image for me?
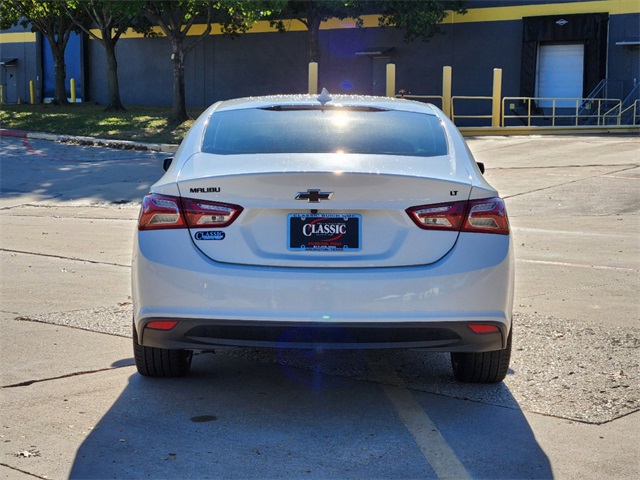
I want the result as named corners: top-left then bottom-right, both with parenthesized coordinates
top-left (1, 132), bottom-right (638, 479)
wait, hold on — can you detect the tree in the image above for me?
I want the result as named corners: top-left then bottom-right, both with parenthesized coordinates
top-left (0, 0), bottom-right (84, 105)
top-left (264, 1), bottom-right (362, 63)
top-left (142, 0), bottom-right (257, 125)
top-left (65, 1), bottom-right (146, 111)
top-left (264, 1), bottom-right (467, 64)
top-left (376, 0), bottom-right (467, 42)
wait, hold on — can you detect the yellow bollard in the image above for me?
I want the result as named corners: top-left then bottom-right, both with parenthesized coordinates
top-left (492, 68), bottom-right (502, 127)
top-left (29, 80), bottom-right (35, 104)
top-left (386, 63), bottom-right (396, 98)
top-left (308, 63), bottom-right (318, 95)
top-left (442, 66), bottom-right (452, 119)
top-left (70, 78), bottom-right (76, 103)
top-left (0, 85), bottom-right (4, 104)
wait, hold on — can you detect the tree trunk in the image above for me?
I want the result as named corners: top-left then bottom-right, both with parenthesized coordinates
top-left (307, 15), bottom-right (322, 63)
top-left (104, 39), bottom-right (125, 112)
top-left (169, 40), bottom-right (188, 125)
top-left (47, 38), bottom-right (69, 105)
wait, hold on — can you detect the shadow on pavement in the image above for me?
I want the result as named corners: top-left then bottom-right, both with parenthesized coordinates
top-left (70, 352), bottom-right (552, 479)
top-left (0, 135), bottom-right (165, 204)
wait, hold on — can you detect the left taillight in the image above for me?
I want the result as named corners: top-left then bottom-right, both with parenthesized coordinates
top-left (138, 194), bottom-right (185, 230)
top-left (138, 194), bottom-right (243, 230)
top-left (182, 198), bottom-right (243, 228)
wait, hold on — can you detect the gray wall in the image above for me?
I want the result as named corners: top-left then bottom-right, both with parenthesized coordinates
top-left (89, 19), bottom-right (527, 111)
top-left (0, 25), bottom-right (40, 104)
top-left (608, 14), bottom-right (640, 101)
top-left (88, 29), bottom-right (310, 107)
top-left (2, 3), bottom-right (637, 119)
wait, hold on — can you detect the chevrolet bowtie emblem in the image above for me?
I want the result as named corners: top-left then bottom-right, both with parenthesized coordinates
top-left (295, 189), bottom-right (333, 203)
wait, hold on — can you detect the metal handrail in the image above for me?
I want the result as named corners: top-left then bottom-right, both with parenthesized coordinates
top-left (502, 97), bottom-right (622, 127)
top-left (620, 83), bottom-right (640, 108)
top-left (577, 79), bottom-right (608, 119)
top-left (585, 79), bottom-right (608, 99)
top-left (602, 103), bottom-right (623, 125)
top-left (450, 96), bottom-right (493, 124)
top-left (618, 99), bottom-right (640, 126)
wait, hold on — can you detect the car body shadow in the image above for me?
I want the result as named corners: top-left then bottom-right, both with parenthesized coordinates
top-left (70, 350), bottom-right (552, 479)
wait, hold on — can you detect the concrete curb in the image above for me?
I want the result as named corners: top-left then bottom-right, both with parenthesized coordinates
top-left (2, 125), bottom-right (637, 153)
top-left (0, 128), bottom-right (179, 153)
top-left (459, 124), bottom-right (640, 136)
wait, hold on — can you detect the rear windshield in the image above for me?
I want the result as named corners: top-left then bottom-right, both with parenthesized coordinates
top-left (201, 108), bottom-right (448, 157)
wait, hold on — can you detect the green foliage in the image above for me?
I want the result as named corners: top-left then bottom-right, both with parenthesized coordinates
top-left (258, 0), bottom-right (467, 62)
top-left (377, 0), bottom-right (467, 42)
top-left (0, 2), bottom-right (20, 30)
top-left (263, 1), bottom-right (364, 30)
top-left (261, 0), bottom-right (467, 37)
top-left (142, 0), bottom-right (257, 41)
top-left (0, 1), bottom-right (81, 36)
top-left (66, 1), bottom-right (149, 43)
top-left (141, 1), bottom-right (260, 124)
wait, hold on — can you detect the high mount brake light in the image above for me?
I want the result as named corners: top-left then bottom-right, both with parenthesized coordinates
top-left (407, 197), bottom-right (509, 235)
top-left (138, 194), bottom-right (243, 230)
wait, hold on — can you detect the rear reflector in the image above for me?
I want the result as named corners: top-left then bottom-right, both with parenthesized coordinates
top-left (467, 324), bottom-right (500, 334)
top-left (146, 321), bottom-right (179, 331)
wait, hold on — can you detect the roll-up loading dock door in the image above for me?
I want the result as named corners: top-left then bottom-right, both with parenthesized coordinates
top-left (536, 43), bottom-right (585, 107)
top-left (520, 13), bottom-right (608, 100)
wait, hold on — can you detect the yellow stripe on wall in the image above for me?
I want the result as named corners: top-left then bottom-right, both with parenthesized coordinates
top-left (444, 0), bottom-right (638, 24)
top-left (23, 0), bottom-right (640, 41)
top-left (0, 32), bottom-right (37, 44)
top-left (88, 17), bottom-right (374, 39)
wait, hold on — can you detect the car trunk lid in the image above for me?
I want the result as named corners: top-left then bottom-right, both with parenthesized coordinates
top-left (175, 153), bottom-right (472, 268)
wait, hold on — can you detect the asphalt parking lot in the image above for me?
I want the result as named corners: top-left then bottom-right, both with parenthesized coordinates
top-left (1, 132), bottom-right (639, 479)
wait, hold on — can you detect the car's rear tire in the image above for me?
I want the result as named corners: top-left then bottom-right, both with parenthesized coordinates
top-left (133, 323), bottom-right (192, 377)
top-left (451, 328), bottom-right (512, 383)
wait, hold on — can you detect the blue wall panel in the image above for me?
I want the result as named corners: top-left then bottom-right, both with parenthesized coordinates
top-left (42, 32), bottom-right (82, 100)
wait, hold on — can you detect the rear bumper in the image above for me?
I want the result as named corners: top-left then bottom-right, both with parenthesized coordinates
top-left (139, 318), bottom-right (508, 352)
top-left (132, 229), bottom-right (514, 353)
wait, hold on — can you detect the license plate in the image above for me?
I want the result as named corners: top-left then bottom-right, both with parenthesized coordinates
top-left (288, 213), bottom-right (361, 252)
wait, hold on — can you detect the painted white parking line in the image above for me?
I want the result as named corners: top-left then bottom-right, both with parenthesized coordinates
top-left (516, 258), bottom-right (638, 272)
top-left (512, 227), bottom-right (630, 238)
top-left (368, 358), bottom-right (471, 480)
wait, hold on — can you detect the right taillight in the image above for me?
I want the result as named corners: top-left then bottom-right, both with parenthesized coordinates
top-left (462, 197), bottom-right (509, 235)
top-left (406, 201), bottom-right (467, 231)
top-left (407, 197), bottom-right (509, 235)
top-left (138, 194), bottom-right (243, 230)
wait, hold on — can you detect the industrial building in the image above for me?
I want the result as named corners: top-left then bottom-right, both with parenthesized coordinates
top-left (1, 0), bottom-right (638, 126)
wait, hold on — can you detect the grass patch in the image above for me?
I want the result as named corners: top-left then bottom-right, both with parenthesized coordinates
top-left (0, 103), bottom-right (203, 145)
